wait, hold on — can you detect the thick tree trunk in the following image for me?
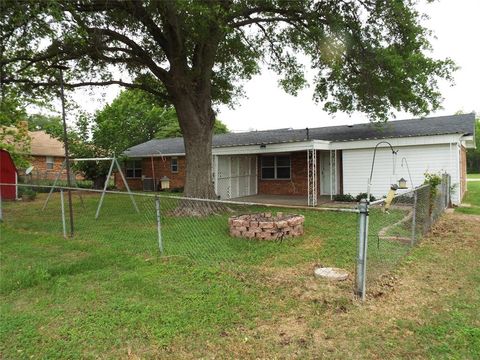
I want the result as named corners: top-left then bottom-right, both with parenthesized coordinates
top-left (173, 96), bottom-right (216, 200)
top-left (169, 96), bottom-right (228, 216)
top-left (183, 128), bottom-right (216, 199)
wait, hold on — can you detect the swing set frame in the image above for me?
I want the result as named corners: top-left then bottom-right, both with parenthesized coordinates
top-left (42, 157), bottom-right (139, 218)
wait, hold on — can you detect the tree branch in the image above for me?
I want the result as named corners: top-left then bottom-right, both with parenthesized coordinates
top-left (231, 16), bottom-right (302, 28)
top-left (127, 1), bottom-right (170, 58)
top-left (2, 78), bottom-right (169, 100)
top-left (84, 27), bottom-right (169, 83)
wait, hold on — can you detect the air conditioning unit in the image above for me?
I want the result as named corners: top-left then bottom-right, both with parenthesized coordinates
top-left (142, 177), bottom-right (158, 191)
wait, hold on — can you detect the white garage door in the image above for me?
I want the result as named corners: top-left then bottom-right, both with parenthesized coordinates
top-left (215, 155), bottom-right (257, 199)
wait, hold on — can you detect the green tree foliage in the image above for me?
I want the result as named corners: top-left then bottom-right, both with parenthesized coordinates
top-left (0, 87), bottom-right (31, 167)
top-left (1, 0), bottom-right (456, 198)
top-left (153, 115), bottom-right (228, 140)
top-left (61, 89), bottom-right (228, 187)
top-left (0, 120), bottom-right (31, 168)
top-left (92, 89), bottom-right (228, 155)
top-left (466, 118), bottom-right (479, 173)
top-left (27, 114), bottom-right (62, 133)
top-left (93, 89), bottom-right (175, 155)
top-left (59, 112), bottom-right (112, 188)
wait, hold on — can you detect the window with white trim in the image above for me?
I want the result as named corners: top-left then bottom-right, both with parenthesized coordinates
top-left (261, 155), bottom-right (291, 180)
top-left (171, 157), bottom-right (178, 173)
top-left (125, 160), bottom-right (142, 178)
top-left (46, 156), bottom-right (54, 170)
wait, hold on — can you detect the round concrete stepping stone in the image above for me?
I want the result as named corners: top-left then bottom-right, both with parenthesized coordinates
top-left (314, 267), bottom-right (349, 281)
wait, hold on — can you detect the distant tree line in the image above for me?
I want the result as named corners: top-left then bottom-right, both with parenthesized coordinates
top-left (467, 118), bottom-right (480, 173)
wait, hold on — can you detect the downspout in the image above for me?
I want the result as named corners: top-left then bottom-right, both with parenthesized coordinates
top-left (150, 156), bottom-right (156, 191)
top-left (214, 155), bottom-right (219, 196)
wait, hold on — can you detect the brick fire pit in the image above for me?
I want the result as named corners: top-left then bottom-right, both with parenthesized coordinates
top-left (228, 212), bottom-right (305, 240)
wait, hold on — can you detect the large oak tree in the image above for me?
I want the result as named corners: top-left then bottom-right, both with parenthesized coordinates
top-left (1, 0), bottom-right (455, 199)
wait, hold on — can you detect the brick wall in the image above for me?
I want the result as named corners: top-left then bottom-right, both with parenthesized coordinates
top-left (29, 155), bottom-right (84, 181)
top-left (257, 151), bottom-right (320, 196)
top-left (115, 156), bottom-right (186, 191)
top-left (115, 151), bottom-right (336, 197)
top-left (30, 155), bottom-right (67, 180)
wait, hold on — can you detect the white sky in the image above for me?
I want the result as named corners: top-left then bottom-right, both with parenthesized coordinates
top-left (73, 0), bottom-right (479, 131)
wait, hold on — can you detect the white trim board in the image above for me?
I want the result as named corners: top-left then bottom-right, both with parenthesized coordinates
top-left (329, 134), bottom-right (464, 151)
top-left (129, 133), bottom-right (469, 157)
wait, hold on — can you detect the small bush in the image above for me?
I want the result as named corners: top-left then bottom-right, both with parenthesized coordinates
top-left (19, 187), bottom-right (37, 201)
top-left (355, 192), bottom-right (376, 202)
top-left (333, 194), bottom-right (355, 202)
top-left (424, 172), bottom-right (443, 213)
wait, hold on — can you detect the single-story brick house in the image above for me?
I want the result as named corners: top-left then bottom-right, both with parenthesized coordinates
top-left (3, 125), bottom-right (70, 180)
top-left (28, 130), bottom-right (69, 180)
top-left (119, 113), bottom-right (476, 205)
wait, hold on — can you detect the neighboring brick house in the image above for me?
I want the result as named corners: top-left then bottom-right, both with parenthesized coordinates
top-left (2, 126), bottom-right (70, 180)
top-left (120, 114), bottom-right (476, 205)
top-left (28, 130), bottom-right (69, 180)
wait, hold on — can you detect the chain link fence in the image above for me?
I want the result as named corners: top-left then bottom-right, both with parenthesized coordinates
top-left (1, 184), bottom-right (360, 294)
top-left (358, 174), bottom-right (451, 297)
top-left (1, 185), bottom-right (159, 257)
top-left (1, 175), bottom-right (451, 302)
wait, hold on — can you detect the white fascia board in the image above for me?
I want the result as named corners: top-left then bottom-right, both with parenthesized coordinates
top-left (329, 134), bottom-right (463, 150)
top-left (312, 140), bottom-right (331, 150)
top-left (212, 140), bottom-right (317, 156)
top-left (461, 135), bottom-right (476, 149)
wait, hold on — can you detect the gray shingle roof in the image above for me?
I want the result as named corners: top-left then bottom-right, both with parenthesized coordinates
top-left (123, 113), bottom-right (476, 157)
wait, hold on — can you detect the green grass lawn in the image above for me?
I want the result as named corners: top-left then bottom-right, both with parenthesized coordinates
top-left (467, 173), bottom-right (480, 179)
top-left (0, 193), bottom-right (364, 358)
top-left (456, 179), bottom-right (480, 215)
top-left (1, 191), bottom-right (477, 358)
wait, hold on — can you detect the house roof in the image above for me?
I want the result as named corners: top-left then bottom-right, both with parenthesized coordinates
top-left (123, 113), bottom-right (476, 157)
top-left (1, 127), bottom-right (65, 157)
top-left (29, 131), bottom-right (65, 157)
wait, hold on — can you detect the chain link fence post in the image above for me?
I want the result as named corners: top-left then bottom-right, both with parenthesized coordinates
top-left (411, 190), bottom-right (417, 245)
top-left (356, 199), bottom-right (369, 301)
top-left (155, 196), bottom-right (163, 254)
top-left (60, 189), bottom-right (67, 239)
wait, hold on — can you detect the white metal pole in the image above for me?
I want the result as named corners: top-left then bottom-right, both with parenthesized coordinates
top-left (356, 199), bottom-right (369, 301)
top-left (60, 189), bottom-right (67, 238)
top-left (313, 149), bottom-right (317, 206)
top-left (330, 150), bottom-right (333, 201)
top-left (95, 158), bottom-right (116, 219)
top-left (307, 150), bottom-right (311, 206)
top-left (115, 158), bottom-right (139, 213)
top-left (363, 206), bottom-right (369, 301)
top-left (71, 157), bottom-right (115, 162)
top-left (155, 196), bottom-right (163, 254)
top-left (42, 160), bottom-right (66, 210)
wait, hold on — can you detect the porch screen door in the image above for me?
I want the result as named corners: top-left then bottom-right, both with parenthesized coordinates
top-left (320, 151), bottom-right (336, 196)
top-left (320, 151), bottom-right (331, 195)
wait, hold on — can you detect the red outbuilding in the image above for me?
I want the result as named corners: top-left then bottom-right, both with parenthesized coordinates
top-left (0, 149), bottom-right (18, 200)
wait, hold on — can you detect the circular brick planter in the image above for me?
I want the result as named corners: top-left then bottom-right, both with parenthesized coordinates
top-left (228, 212), bottom-right (305, 240)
